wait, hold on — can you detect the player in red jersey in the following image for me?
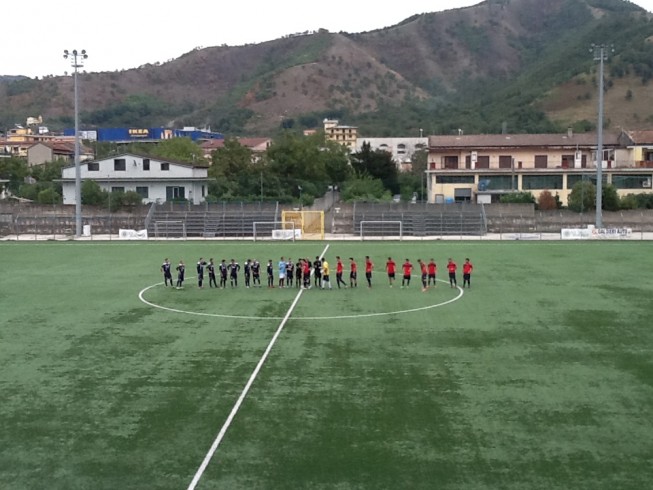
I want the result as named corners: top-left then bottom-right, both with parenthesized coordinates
top-left (385, 257), bottom-right (396, 287)
top-left (349, 257), bottom-right (358, 288)
top-left (335, 256), bottom-right (347, 289)
top-left (302, 258), bottom-right (312, 289)
top-left (418, 259), bottom-right (428, 292)
top-left (365, 256), bottom-right (374, 288)
top-left (447, 258), bottom-right (457, 288)
top-left (401, 258), bottom-right (413, 288)
top-left (427, 258), bottom-right (437, 286)
top-left (463, 258), bottom-right (473, 288)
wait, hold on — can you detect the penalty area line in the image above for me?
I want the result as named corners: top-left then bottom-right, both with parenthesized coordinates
top-left (186, 244), bottom-right (330, 490)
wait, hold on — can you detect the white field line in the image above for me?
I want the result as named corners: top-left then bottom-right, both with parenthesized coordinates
top-left (186, 244), bottom-right (330, 490)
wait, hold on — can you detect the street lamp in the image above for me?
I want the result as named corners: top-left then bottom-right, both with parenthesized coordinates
top-left (64, 49), bottom-right (88, 237)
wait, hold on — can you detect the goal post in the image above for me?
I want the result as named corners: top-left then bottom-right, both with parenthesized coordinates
top-left (154, 220), bottom-right (187, 239)
top-left (253, 221), bottom-right (297, 242)
top-left (360, 220), bottom-right (403, 240)
top-left (281, 210), bottom-right (324, 240)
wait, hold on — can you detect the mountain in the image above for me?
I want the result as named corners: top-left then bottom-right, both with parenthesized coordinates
top-left (1, 0), bottom-right (652, 137)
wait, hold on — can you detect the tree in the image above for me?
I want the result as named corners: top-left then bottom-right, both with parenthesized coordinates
top-left (0, 157), bottom-right (29, 194)
top-left (37, 187), bottom-right (61, 204)
top-left (149, 138), bottom-right (206, 164)
top-left (537, 190), bottom-right (558, 210)
top-left (341, 175), bottom-right (390, 202)
top-left (209, 138), bottom-right (256, 199)
top-left (568, 181), bottom-right (595, 212)
top-left (500, 191), bottom-right (535, 204)
top-left (602, 183), bottom-right (620, 211)
top-left (81, 179), bottom-right (106, 206)
top-left (350, 142), bottom-right (399, 194)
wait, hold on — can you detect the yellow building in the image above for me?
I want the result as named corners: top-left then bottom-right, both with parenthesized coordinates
top-left (426, 131), bottom-right (653, 206)
top-left (323, 119), bottom-right (358, 150)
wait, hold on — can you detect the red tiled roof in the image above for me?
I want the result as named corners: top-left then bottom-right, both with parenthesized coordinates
top-left (622, 130), bottom-right (653, 145)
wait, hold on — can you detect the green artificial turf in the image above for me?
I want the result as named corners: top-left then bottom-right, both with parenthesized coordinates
top-left (1, 241), bottom-right (652, 489)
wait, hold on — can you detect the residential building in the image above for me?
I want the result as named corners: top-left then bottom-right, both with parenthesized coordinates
top-left (426, 130), bottom-right (653, 205)
top-left (324, 119), bottom-right (358, 150)
top-left (356, 137), bottom-right (428, 171)
top-left (27, 141), bottom-right (93, 167)
top-left (60, 153), bottom-right (211, 205)
top-left (200, 137), bottom-right (272, 161)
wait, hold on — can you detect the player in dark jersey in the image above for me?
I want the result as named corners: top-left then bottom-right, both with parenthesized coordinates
top-left (286, 258), bottom-right (294, 288)
top-left (313, 256), bottom-right (322, 288)
top-left (252, 259), bottom-right (261, 287)
top-left (295, 259), bottom-right (303, 288)
top-left (207, 258), bottom-right (218, 288)
top-left (229, 259), bottom-right (240, 287)
top-left (219, 259), bottom-right (228, 288)
top-left (196, 257), bottom-right (207, 288)
top-left (175, 260), bottom-right (185, 289)
top-left (267, 260), bottom-right (274, 288)
top-left (244, 259), bottom-right (252, 288)
top-left (161, 258), bottom-right (173, 286)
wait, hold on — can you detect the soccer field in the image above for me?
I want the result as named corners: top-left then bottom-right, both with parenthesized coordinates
top-left (1, 240), bottom-right (652, 489)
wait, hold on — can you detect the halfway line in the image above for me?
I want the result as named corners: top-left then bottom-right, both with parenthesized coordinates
top-left (186, 244), bottom-right (330, 490)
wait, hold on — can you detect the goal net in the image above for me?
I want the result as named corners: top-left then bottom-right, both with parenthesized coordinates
top-left (281, 210), bottom-right (324, 240)
top-left (154, 220), bottom-right (187, 239)
top-left (253, 221), bottom-right (298, 241)
top-left (359, 220), bottom-right (403, 240)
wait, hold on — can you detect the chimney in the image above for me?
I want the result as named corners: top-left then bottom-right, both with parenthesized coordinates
top-left (567, 127), bottom-right (573, 138)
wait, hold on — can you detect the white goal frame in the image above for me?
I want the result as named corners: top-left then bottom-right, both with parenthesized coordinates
top-left (154, 220), bottom-right (187, 240)
top-left (360, 220), bottom-right (403, 241)
top-left (253, 221), bottom-right (297, 242)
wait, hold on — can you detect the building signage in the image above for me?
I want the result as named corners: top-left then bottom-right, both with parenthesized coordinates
top-left (128, 128), bottom-right (150, 138)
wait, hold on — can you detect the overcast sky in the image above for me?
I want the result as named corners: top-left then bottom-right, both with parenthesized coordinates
top-left (3, 0), bottom-right (653, 78)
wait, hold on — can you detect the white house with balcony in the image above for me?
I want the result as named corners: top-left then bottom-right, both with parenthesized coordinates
top-left (60, 153), bottom-right (211, 205)
top-left (356, 137), bottom-right (428, 170)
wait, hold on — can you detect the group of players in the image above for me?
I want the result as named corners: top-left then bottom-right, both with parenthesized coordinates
top-left (161, 255), bottom-right (474, 292)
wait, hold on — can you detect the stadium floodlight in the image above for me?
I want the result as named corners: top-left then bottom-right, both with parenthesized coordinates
top-left (591, 44), bottom-right (613, 229)
top-left (63, 49), bottom-right (88, 237)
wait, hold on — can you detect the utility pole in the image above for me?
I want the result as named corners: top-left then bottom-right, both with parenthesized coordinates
top-left (592, 44), bottom-right (611, 229)
top-left (64, 49), bottom-right (88, 237)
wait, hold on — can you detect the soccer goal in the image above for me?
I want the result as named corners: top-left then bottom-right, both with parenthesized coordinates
top-left (253, 221), bottom-right (298, 241)
top-left (153, 220), bottom-right (187, 239)
top-left (359, 220), bottom-right (403, 240)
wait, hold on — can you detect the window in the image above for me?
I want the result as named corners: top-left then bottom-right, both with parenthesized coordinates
top-left (567, 174), bottom-right (607, 188)
top-left (522, 174), bottom-right (563, 190)
top-left (397, 144), bottom-right (406, 155)
top-left (87, 162), bottom-right (99, 171)
top-left (482, 175), bottom-right (514, 190)
top-left (561, 155), bottom-right (574, 168)
top-left (143, 159), bottom-right (150, 171)
top-left (476, 156), bottom-right (490, 169)
top-left (166, 186), bottom-right (185, 201)
top-left (534, 155), bottom-right (548, 169)
top-left (136, 186), bottom-right (149, 198)
top-left (161, 162), bottom-right (170, 171)
top-left (111, 186), bottom-right (125, 193)
top-left (499, 156), bottom-right (512, 169)
top-left (114, 158), bottom-right (126, 171)
top-left (436, 175), bottom-right (475, 184)
top-left (443, 156), bottom-right (459, 169)
top-left (611, 174), bottom-right (652, 189)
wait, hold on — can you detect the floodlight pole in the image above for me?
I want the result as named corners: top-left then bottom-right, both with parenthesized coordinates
top-left (593, 44), bottom-right (609, 229)
top-left (64, 49), bottom-right (88, 237)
